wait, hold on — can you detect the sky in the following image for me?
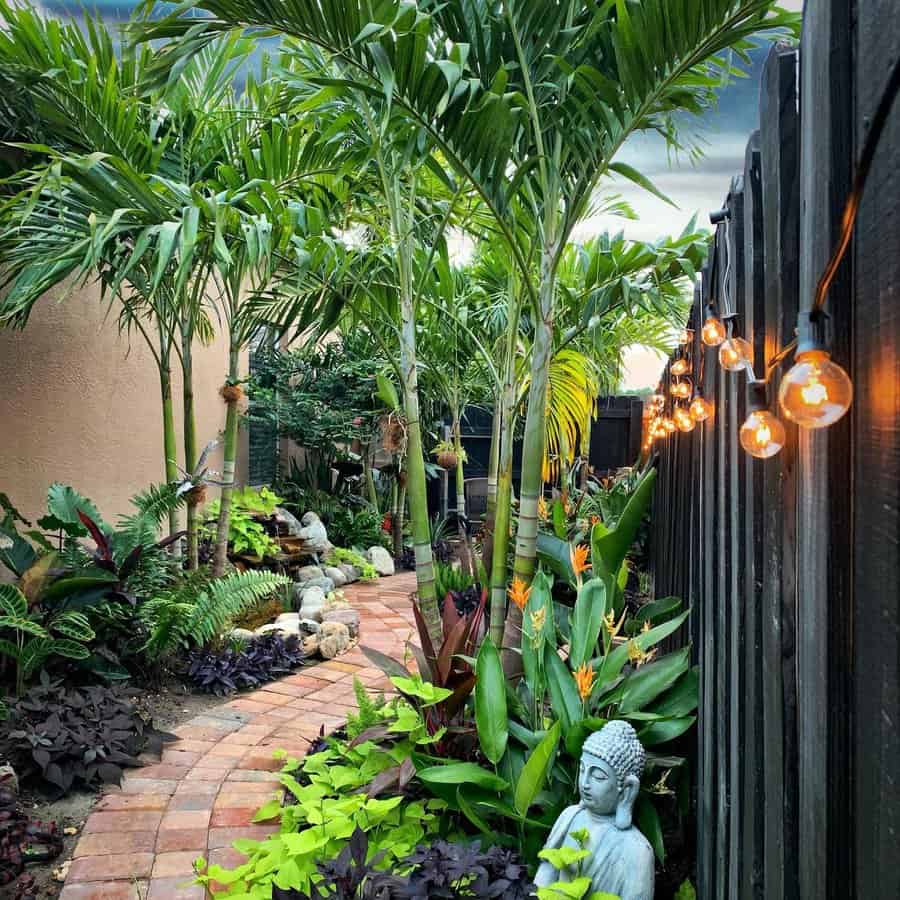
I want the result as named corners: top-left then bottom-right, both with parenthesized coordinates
top-left (37, 0), bottom-right (804, 390)
top-left (610, 0), bottom-right (804, 388)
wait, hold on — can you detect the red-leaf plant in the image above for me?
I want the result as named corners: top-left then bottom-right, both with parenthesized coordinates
top-left (361, 588), bottom-right (487, 755)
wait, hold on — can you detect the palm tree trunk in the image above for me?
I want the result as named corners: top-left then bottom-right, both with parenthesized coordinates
top-left (213, 343), bottom-right (240, 577)
top-left (181, 322), bottom-right (200, 570)
top-left (481, 399), bottom-right (501, 574)
top-left (158, 343), bottom-right (179, 543)
top-left (513, 251), bottom-right (555, 585)
top-left (364, 452), bottom-right (378, 509)
top-left (453, 417), bottom-right (474, 578)
top-left (400, 298), bottom-right (439, 643)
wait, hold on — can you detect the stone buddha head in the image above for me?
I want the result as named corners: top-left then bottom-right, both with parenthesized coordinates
top-left (578, 720), bottom-right (646, 830)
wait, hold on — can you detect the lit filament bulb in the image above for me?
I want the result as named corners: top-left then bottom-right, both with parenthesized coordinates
top-left (670, 380), bottom-right (691, 400)
top-left (650, 393), bottom-right (666, 410)
top-left (679, 329), bottom-right (692, 345)
top-left (674, 408), bottom-right (695, 433)
top-left (740, 410), bottom-right (786, 459)
top-left (671, 358), bottom-right (689, 376)
top-left (662, 417), bottom-right (676, 433)
top-left (689, 396), bottom-right (713, 422)
top-left (701, 315), bottom-right (726, 347)
top-left (778, 350), bottom-right (852, 428)
top-left (718, 337), bottom-right (752, 372)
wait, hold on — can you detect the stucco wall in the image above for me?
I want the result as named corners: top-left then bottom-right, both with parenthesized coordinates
top-left (0, 281), bottom-right (248, 525)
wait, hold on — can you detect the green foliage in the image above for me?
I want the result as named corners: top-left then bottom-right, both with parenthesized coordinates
top-left (345, 677), bottom-right (386, 740)
top-left (0, 584), bottom-right (94, 695)
top-left (140, 569), bottom-right (290, 659)
top-left (324, 547), bottom-right (378, 581)
top-left (194, 699), bottom-right (450, 897)
top-left (434, 560), bottom-right (479, 601)
top-left (675, 879), bottom-right (697, 900)
top-left (327, 506), bottom-right (391, 553)
top-left (205, 487), bottom-right (282, 558)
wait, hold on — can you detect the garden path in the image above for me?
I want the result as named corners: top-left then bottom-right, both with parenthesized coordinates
top-left (59, 571), bottom-right (418, 900)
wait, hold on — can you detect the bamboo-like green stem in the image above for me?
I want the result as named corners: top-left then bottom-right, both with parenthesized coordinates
top-left (513, 245), bottom-right (556, 584)
top-left (212, 342), bottom-right (240, 578)
top-left (481, 396), bottom-right (502, 576)
top-left (158, 334), bottom-right (179, 542)
top-left (364, 451), bottom-right (379, 509)
top-left (181, 318), bottom-right (200, 570)
top-left (453, 414), bottom-right (474, 578)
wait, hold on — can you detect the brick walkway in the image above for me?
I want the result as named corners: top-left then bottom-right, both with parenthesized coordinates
top-left (60, 572), bottom-right (417, 900)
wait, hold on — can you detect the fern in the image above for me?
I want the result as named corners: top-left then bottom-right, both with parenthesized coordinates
top-left (142, 570), bottom-right (289, 659)
top-left (346, 677), bottom-right (387, 739)
top-left (118, 483), bottom-right (186, 548)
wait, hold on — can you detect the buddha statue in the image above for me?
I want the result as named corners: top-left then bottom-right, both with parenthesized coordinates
top-left (534, 720), bottom-right (655, 900)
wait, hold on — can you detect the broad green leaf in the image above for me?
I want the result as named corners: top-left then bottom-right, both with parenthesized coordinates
top-left (0, 584), bottom-right (28, 619)
top-left (0, 616), bottom-right (46, 638)
top-left (569, 578), bottom-right (607, 671)
top-left (416, 763), bottom-right (508, 792)
top-left (390, 675), bottom-right (452, 707)
top-left (536, 877), bottom-right (593, 899)
top-left (514, 720), bottom-right (560, 816)
top-left (610, 161), bottom-right (677, 207)
top-left (45, 484), bottom-right (105, 536)
top-left (636, 794), bottom-right (665, 863)
top-left (619, 647), bottom-right (691, 714)
top-left (639, 715), bottom-right (696, 746)
top-left (598, 610), bottom-right (690, 689)
top-left (475, 637), bottom-right (507, 765)
top-left (544, 642), bottom-right (582, 736)
top-left (538, 846), bottom-right (590, 868)
top-left (649, 667), bottom-right (699, 717)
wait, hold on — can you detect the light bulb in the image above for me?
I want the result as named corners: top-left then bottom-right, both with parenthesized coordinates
top-left (671, 358), bottom-right (689, 376)
top-left (718, 337), bottom-right (752, 372)
top-left (701, 315), bottom-right (726, 347)
top-left (670, 380), bottom-right (691, 400)
top-left (674, 408), bottom-right (695, 433)
top-left (739, 410), bottom-right (786, 458)
top-left (662, 417), bottom-right (676, 433)
top-left (689, 396), bottom-right (714, 422)
top-left (650, 393), bottom-right (665, 410)
top-left (679, 329), bottom-right (692, 345)
top-left (778, 350), bottom-right (853, 428)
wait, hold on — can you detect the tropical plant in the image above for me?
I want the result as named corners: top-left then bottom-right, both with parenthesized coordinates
top-left (187, 633), bottom-right (305, 695)
top-left (0, 770), bottom-right (63, 888)
top-left (324, 548), bottom-right (379, 582)
top-left (140, 569), bottom-right (290, 659)
top-left (0, 585), bottom-right (94, 696)
top-left (327, 507), bottom-right (391, 553)
top-left (192, 703), bottom-right (451, 897)
top-left (0, 674), bottom-right (175, 797)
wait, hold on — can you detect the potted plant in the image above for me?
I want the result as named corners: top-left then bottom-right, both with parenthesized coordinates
top-left (431, 439), bottom-right (462, 470)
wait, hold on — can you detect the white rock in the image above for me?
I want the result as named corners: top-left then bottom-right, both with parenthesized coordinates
top-left (324, 565), bottom-right (348, 587)
top-left (255, 622), bottom-right (297, 636)
top-left (296, 564), bottom-right (324, 583)
top-left (337, 563), bottom-right (359, 583)
top-left (366, 545), bottom-right (395, 576)
top-left (274, 507), bottom-right (304, 537)
top-left (225, 628), bottom-right (255, 643)
top-left (275, 612), bottom-right (301, 627)
top-left (318, 621), bottom-right (350, 658)
top-left (299, 585), bottom-right (327, 620)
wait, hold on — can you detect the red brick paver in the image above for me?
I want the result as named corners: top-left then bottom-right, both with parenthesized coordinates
top-left (61, 572), bottom-right (417, 899)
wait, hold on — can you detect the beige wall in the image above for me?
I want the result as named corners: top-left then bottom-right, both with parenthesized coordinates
top-left (0, 281), bottom-right (248, 525)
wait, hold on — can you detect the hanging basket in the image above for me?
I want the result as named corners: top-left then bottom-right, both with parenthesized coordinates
top-left (436, 450), bottom-right (458, 470)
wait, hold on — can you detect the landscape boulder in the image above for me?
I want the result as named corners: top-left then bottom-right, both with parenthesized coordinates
top-left (321, 606), bottom-right (361, 639)
top-left (318, 621), bottom-right (350, 659)
top-left (298, 585), bottom-right (327, 620)
top-left (324, 565), bottom-right (348, 587)
top-left (367, 545), bottom-right (395, 576)
top-left (337, 564), bottom-right (359, 583)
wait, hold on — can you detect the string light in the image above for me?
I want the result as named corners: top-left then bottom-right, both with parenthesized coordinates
top-left (674, 407), bottom-right (695, 433)
top-left (670, 379), bottom-right (692, 400)
top-left (679, 328), bottom-right (693, 345)
top-left (671, 357), bottom-right (690, 376)
top-left (740, 382), bottom-right (786, 459)
top-left (718, 336), bottom-right (753, 372)
top-left (690, 395), bottom-right (714, 422)
top-left (701, 303), bottom-right (726, 347)
top-left (662, 417), bottom-right (676, 434)
top-left (778, 311), bottom-right (853, 428)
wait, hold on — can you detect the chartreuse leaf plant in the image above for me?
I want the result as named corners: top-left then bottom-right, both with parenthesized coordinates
top-left (192, 689), bottom-right (455, 897)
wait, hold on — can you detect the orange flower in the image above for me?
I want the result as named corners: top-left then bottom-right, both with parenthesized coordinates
top-left (507, 577), bottom-right (531, 611)
top-left (573, 663), bottom-right (595, 701)
top-left (570, 544), bottom-right (591, 577)
top-left (590, 515), bottom-right (600, 525)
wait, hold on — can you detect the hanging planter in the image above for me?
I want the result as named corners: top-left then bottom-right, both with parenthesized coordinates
top-left (432, 440), bottom-right (466, 471)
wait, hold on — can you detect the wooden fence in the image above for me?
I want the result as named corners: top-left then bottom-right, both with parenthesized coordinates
top-left (651, 4), bottom-right (899, 897)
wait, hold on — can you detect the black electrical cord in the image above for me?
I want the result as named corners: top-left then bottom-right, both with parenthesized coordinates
top-left (813, 52), bottom-right (900, 312)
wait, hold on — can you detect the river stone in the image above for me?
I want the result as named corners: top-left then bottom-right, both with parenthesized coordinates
top-left (324, 565), bottom-right (348, 587)
top-left (318, 621), bottom-right (350, 659)
top-left (299, 585), bottom-right (327, 619)
top-left (0, 765), bottom-right (18, 795)
top-left (366, 545), bottom-right (395, 576)
top-left (256, 621), bottom-right (300, 636)
top-left (275, 612), bottom-right (301, 627)
top-left (299, 619), bottom-right (320, 635)
top-left (337, 563), bottom-right (359, 583)
top-left (225, 627), bottom-right (255, 644)
top-left (302, 634), bottom-right (320, 656)
top-left (273, 507), bottom-right (304, 537)
top-left (321, 606), bottom-right (361, 638)
top-left (296, 564), bottom-right (324, 583)
top-left (302, 576), bottom-right (335, 594)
